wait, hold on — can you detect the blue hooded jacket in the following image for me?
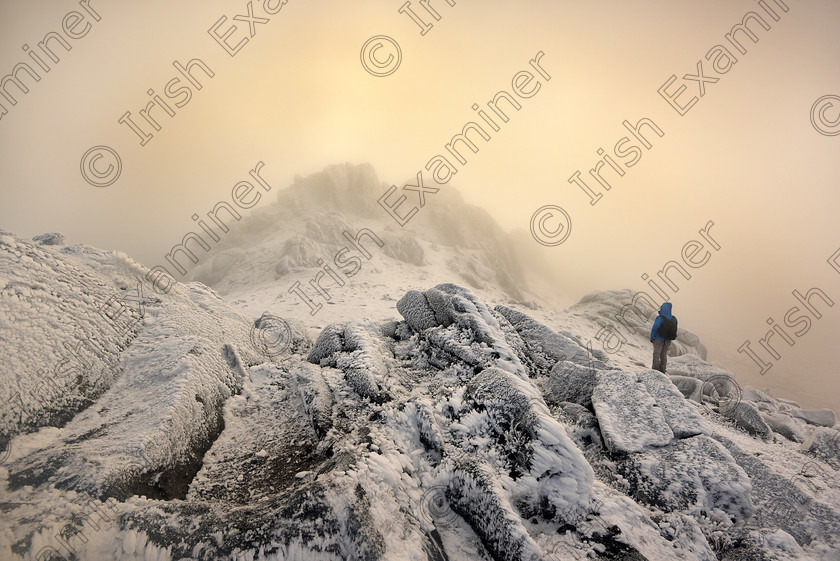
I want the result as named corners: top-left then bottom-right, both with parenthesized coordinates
top-left (650, 302), bottom-right (676, 342)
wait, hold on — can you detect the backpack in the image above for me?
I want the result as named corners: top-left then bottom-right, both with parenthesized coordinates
top-left (658, 315), bottom-right (678, 340)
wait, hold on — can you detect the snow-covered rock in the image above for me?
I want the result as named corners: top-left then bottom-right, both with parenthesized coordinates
top-left (545, 360), bottom-right (599, 410)
top-left (32, 232), bottom-right (67, 246)
top-left (790, 408), bottom-right (836, 428)
top-left (637, 369), bottom-right (711, 438)
top-left (726, 402), bottom-right (774, 440)
top-left (380, 234), bottom-right (425, 266)
top-left (592, 370), bottom-right (675, 454)
top-left (761, 412), bottom-right (807, 443)
top-left (495, 305), bottom-right (607, 374)
top-left (669, 374), bottom-right (706, 403)
top-left (617, 435), bottom-right (754, 526)
top-left (800, 427), bottom-right (840, 468)
top-left (396, 289), bottom-right (438, 332)
top-left (2, 225), bottom-right (838, 561)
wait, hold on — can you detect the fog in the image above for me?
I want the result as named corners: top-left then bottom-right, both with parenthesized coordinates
top-left (1, 0), bottom-right (838, 412)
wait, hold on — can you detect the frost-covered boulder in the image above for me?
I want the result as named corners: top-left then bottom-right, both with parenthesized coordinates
top-left (667, 355), bottom-right (743, 409)
top-left (0, 232), bottom-right (261, 468)
top-left (743, 384), bottom-right (838, 427)
top-left (777, 397), bottom-right (802, 409)
top-left (743, 386), bottom-right (777, 405)
top-left (617, 435), bottom-right (754, 526)
top-left (308, 320), bottom-right (391, 403)
top-left (592, 370), bottom-right (674, 454)
top-left (669, 375), bottom-right (705, 402)
top-left (637, 369), bottom-right (711, 438)
top-left (32, 232), bottom-right (67, 245)
top-left (292, 362), bottom-right (335, 440)
top-left (591, 368), bottom-right (709, 454)
top-left (667, 355), bottom-right (738, 384)
top-left (461, 367), bottom-right (597, 519)
top-left (7, 282), bottom-right (260, 500)
top-left (725, 402), bottom-right (774, 440)
top-left (307, 323), bottom-right (345, 363)
top-left (424, 286), bottom-right (457, 327)
top-left (398, 284), bottom-right (527, 378)
top-left (790, 408), bottom-right (836, 427)
top-left (397, 284), bottom-right (503, 345)
top-left (761, 411), bottom-right (807, 443)
top-left (447, 459), bottom-right (543, 561)
top-left (396, 290), bottom-right (438, 332)
top-left (336, 321), bottom-right (391, 403)
top-left (724, 529), bottom-right (813, 561)
top-left (800, 427), bottom-right (840, 468)
top-left (1, 233), bottom-right (134, 444)
top-left (545, 360), bottom-right (599, 410)
top-left (253, 312), bottom-right (311, 356)
top-left (553, 402), bottom-right (603, 451)
top-left (431, 284), bottom-right (502, 345)
top-left (554, 401), bottom-right (597, 426)
top-left (465, 368), bottom-right (538, 439)
top-left (495, 305), bottom-right (607, 372)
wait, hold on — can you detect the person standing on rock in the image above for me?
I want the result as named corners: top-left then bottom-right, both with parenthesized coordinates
top-left (650, 302), bottom-right (678, 373)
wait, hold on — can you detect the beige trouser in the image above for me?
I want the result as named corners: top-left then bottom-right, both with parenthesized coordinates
top-left (652, 339), bottom-right (671, 373)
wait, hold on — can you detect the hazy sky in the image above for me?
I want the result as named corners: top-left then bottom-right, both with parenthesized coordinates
top-left (1, 0), bottom-right (838, 411)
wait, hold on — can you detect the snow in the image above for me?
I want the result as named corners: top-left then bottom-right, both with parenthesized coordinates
top-left (726, 401), bottom-right (775, 440)
top-left (790, 408), bottom-right (836, 427)
top-left (2, 164), bottom-right (839, 560)
top-left (543, 361), bottom-right (599, 410)
top-left (592, 370), bottom-right (675, 454)
top-left (617, 435), bottom-right (754, 526)
top-left (636, 369), bottom-right (711, 439)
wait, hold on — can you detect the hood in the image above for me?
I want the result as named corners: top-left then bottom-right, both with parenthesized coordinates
top-left (659, 302), bottom-right (673, 318)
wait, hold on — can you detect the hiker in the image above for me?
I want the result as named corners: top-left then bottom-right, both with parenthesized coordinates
top-left (650, 302), bottom-right (677, 373)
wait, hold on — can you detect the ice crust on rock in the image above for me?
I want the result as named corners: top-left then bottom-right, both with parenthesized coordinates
top-left (790, 408), bottom-right (836, 428)
top-left (545, 360), bottom-right (600, 410)
top-left (591, 369), bottom-right (711, 455)
top-left (617, 435), bottom-right (754, 525)
top-left (669, 375), bottom-right (706, 402)
top-left (396, 289), bottom-right (438, 332)
top-left (495, 304), bottom-right (608, 375)
top-left (592, 370), bottom-right (674, 454)
top-left (636, 369), bottom-right (711, 438)
top-left (726, 401), bottom-right (775, 440)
